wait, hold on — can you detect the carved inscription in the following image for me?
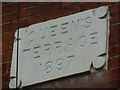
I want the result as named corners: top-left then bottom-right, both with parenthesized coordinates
top-left (9, 6), bottom-right (109, 88)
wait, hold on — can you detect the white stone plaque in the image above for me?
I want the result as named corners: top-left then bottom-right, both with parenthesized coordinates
top-left (9, 6), bottom-right (109, 88)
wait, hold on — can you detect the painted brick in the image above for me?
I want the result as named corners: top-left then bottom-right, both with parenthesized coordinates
top-left (30, 2), bottom-right (60, 16)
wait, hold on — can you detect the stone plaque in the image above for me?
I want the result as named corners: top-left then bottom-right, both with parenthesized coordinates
top-left (9, 6), bottom-right (109, 88)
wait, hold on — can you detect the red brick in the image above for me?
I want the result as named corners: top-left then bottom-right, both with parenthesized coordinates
top-left (61, 2), bottom-right (80, 8)
top-left (54, 77), bottom-right (71, 88)
top-left (1, 52), bottom-right (12, 63)
top-left (0, 74), bottom-right (1, 84)
top-left (109, 35), bottom-right (120, 46)
top-left (110, 14), bottom-right (120, 25)
top-left (2, 2), bottom-right (11, 5)
top-left (69, 74), bottom-right (89, 88)
top-left (109, 45), bottom-right (120, 57)
top-left (1, 72), bottom-right (10, 83)
top-left (53, 72), bottom-right (90, 88)
top-left (30, 2), bottom-right (60, 16)
top-left (79, 2), bottom-right (113, 12)
top-left (110, 3), bottom-right (120, 15)
top-left (88, 71), bottom-right (104, 86)
top-left (29, 14), bottom-right (45, 25)
top-left (1, 83), bottom-right (9, 89)
top-left (45, 4), bottom-right (79, 21)
top-left (0, 44), bottom-right (1, 52)
top-left (28, 80), bottom-right (55, 88)
top-left (1, 2), bottom-right (120, 89)
top-left (2, 23), bottom-right (13, 33)
top-left (2, 12), bottom-right (18, 24)
top-left (28, 2), bottom-right (42, 7)
top-left (88, 67), bottom-right (120, 86)
top-left (109, 56), bottom-right (120, 69)
top-left (118, 46), bottom-right (120, 55)
top-left (84, 79), bottom-right (120, 88)
top-left (98, 79), bottom-right (120, 88)
top-left (9, 41), bottom-right (14, 51)
top-left (0, 62), bottom-right (11, 74)
top-left (2, 3), bottom-right (17, 14)
top-left (2, 9), bottom-right (28, 24)
top-left (103, 67), bottom-right (120, 81)
top-left (20, 18), bottom-right (29, 27)
top-left (0, 84), bottom-right (1, 90)
top-left (96, 2), bottom-right (113, 6)
top-left (0, 53), bottom-right (7, 63)
top-left (13, 18), bottom-right (29, 30)
top-left (0, 43), bottom-right (9, 53)
top-left (7, 62), bottom-right (11, 72)
top-left (0, 64), bottom-right (1, 73)
top-left (110, 24), bottom-right (120, 36)
top-left (1, 63), bottom-right (7, 73)
top-left (0, 62), bottom-right (11, 73)
top-left (20, 2), bottom-right (29, 9)
top-left (19, 9), bottom-right (28, 19)
top-left (12, 21), bottom-right (19, 30)
top-left (54, 67), bottom-right (120, 88)
top-left (2, 31), bottom-right (15, 43)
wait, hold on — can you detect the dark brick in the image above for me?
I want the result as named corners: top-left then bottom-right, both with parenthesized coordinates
top-left (30, 2), bottom-right (60, 16)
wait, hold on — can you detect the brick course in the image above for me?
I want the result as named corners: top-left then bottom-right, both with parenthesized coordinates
top-left (1, 2), bottom-right (120, 89)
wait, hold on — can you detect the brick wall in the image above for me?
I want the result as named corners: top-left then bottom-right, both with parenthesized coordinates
top-left (1, 2), bottom-right (120, 89)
